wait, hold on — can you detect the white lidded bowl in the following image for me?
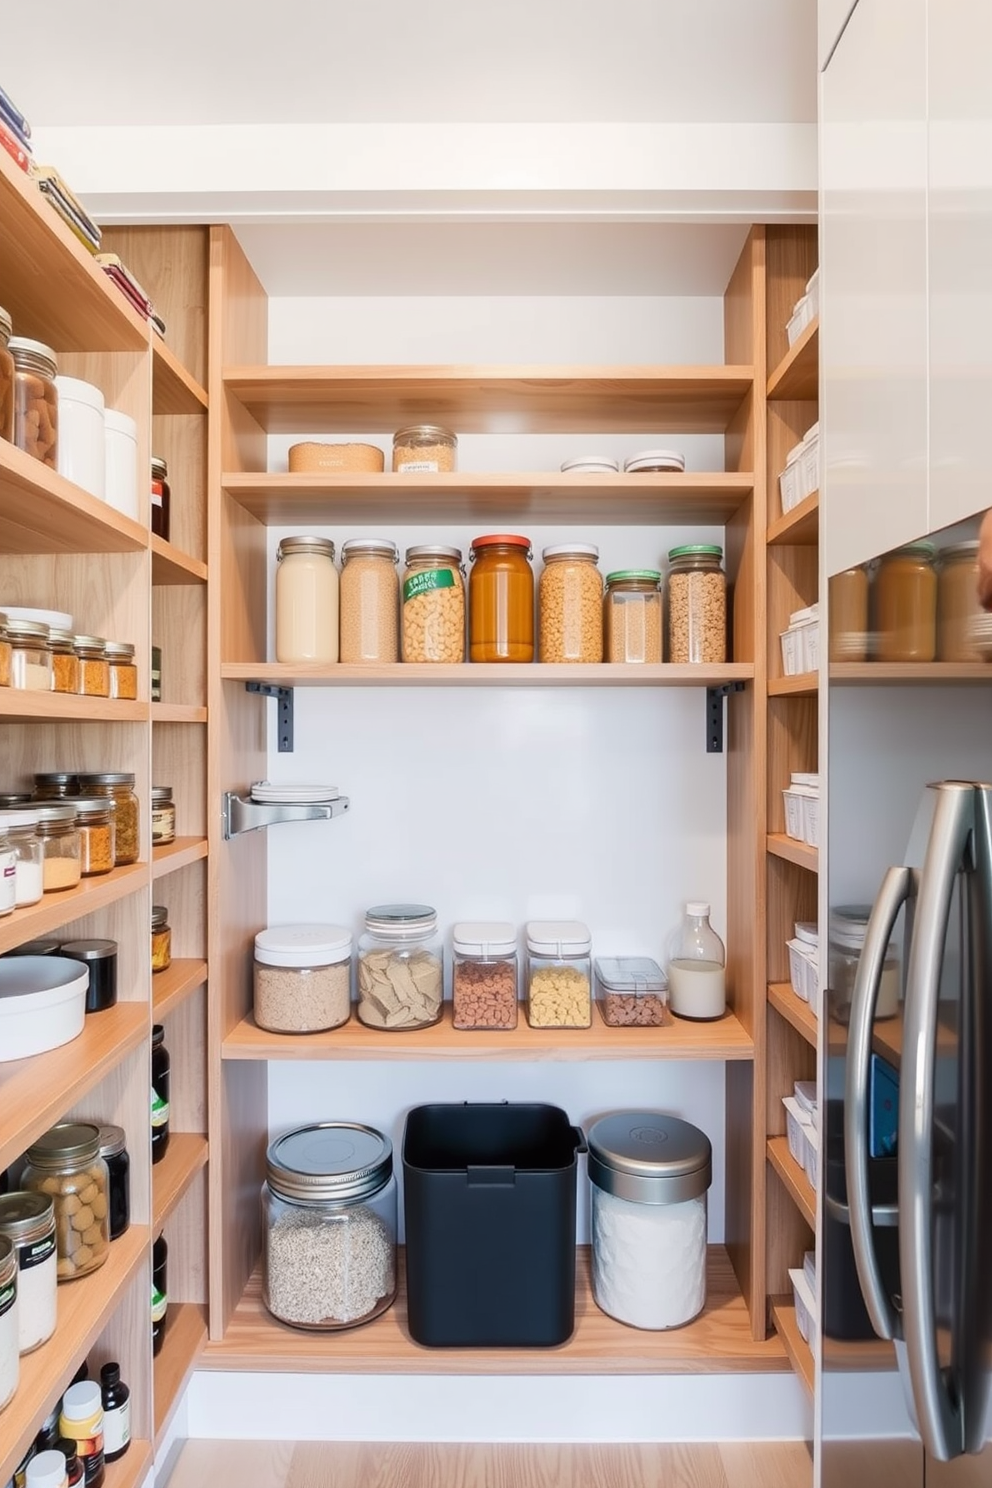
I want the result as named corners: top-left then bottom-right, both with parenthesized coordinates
top-left (0, 606), bottom-right (73, 632)
top-left (0, 956), bottom-right (88, 1062)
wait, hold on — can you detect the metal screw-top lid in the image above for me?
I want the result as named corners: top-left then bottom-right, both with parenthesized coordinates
top-left (393, 424), bottom-right (456, 444)
top-left (341, 539), bottom-right (399, 562)
top-left (152, 907), bottom-right (168, 931)
top-left (151, 456), bottom-right (168, 480)
top-left (151, 786), bottom-right (173, 803)
top-left (364, 902), bottom-right (437, 937)
top-left (70, 797), bottom-right (117, 821)
top-left (8, 336), bottom-right (57, 379)
top-left (60, 938), bottom-right (117, 962)
top-left (16, 803), bottom-right (77, 824)
top-left (3, 937), bottom-right (60, 956)
top-left (405, 544), bottom-right (462, 564)
top-left (586, 1111), bottom-right (712, 1205)
top-left (277, 536), bottom-right (335, 561)
top-left (34, 772), bottom-right (79, 790)
top-left (97, 1124), bottom-right (127, 1159)
top-left (26, 1121), bottom-right (101, 1170)
top-left (6, 618), bottom-right (50, 640)
top-left (266, 1121), bottom-right (393, 1203)
top-left (0, 306), bottom-right (11, 342)
top-left (78, 772), bottom-right (135, 787)
top-left (0, 1233), bottom-right (14, 1288)
top-left (0, 1190), bottom-right (55, 1244)
top-left (152, 1021), bottom-right (166, 1045)
top-left (73, 635), bottom-right (107, 655)
top-left (103, 641), bottom-right (136, 660)
top-left (0, 792), bottom-right (31, 807)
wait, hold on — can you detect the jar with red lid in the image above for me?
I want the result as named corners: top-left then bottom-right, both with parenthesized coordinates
top-left (468, 534), bottom-right (534, 663)
top-left (151, 456), bottom-right (170, 541)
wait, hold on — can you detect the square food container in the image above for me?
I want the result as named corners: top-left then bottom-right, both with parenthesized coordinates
top-left (800, 422), bottom-right (820, 498)
top-left (594, 956), bottom-right (670, 1028)
top-left (778, 441), bottom-right (805, 515)
top-left (0, 956), bottom-right (89, 1061)
top-left (783, 1095), bottom-right (812, 1170)
top-left (804, 1121), bottom-right (820, 1190)
top-left (783, 789), bottom-right (805, 842)
top-left (790, 1264), bottom-right (818, 1348)
top-left (787, 939), bottom-right (810, 1001)
top-left (787, 293), bottom-right (813, 346)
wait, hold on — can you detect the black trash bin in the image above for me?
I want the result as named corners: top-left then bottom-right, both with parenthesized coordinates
top-left (402, 1102), bottom-right (585, 1348)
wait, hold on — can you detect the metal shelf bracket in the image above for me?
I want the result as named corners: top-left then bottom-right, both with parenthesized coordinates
top-left (246, 681), bottom-right (294, 752)
top-left (706, 681), bottom-right (745, 754)
top-left (222, 792), bottom-right (351, 840)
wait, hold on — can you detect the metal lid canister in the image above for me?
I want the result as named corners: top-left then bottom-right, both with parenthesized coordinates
top-left (586, 1111), bottom-right (711, 1204)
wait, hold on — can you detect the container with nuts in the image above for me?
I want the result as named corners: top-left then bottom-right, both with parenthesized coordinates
top-left (538, 544), bottom-right (603, 663)
top-left (451, 921), bottom-right (519, 1030)
top-left (21, 1122), bottom-right (110, 1281)
top-left (9, 337), bottom-right (58, 469)
top-left (401, 546), bottom-right (465, 663)
top-left (667, 545), bottom-right (727, 664)
top-left (604, 570), bottom-right (663, 663)
top-left (594, 955), bottom-right (671, 1028)
top-left (526, 920), bottom-right (592, 1029)
top-left (339, 539), bottom-right (400, 663)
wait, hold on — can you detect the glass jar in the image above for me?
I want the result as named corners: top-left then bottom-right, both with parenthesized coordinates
top-left (96, 1127), bottom-right (129, 1241)
top-left (0, 306), bottom-right (14, 442)
top-left (10, 337), bottom-right (58, 468)
top-left (874, 543), bottom-right (937, 662)
top-left (59, 939), bottom-right (117, 1013)
top-left (829, 904), bottom-right (900, 1022)
top-left (0, 612), bottom-right (10, 688)
top-left (525, 920), bottom-right (592, 1029)
top-left (937, 541), bottom-right (982, 662)
top-left (151, 786), bottom-right (175, 845)
top-left (0, 810), bottom-right (43, 907)
top-left (48, 628), bottom-right (80, 694)
top-left (828, 566), bottom-right (870, 662)
top-left (105, 641), bottom-right (137, 701)
top-left (357, 903), bottom-right (443, 1030)
top-left (587, 1112), bottom-right (711, 1330)
top-left (72, 798), bottom-right (117, 877)
top-left (152, 1023), bottom-right (171, 1162)
top-left (0, 1191), bottom-right (57, 1354)
top-left (595, 956), bottom-right (670, 1028)
top-left (151, 455), bottom-right (170, 541)
top-left (0, 1234), bottom-right (17, 1412)
top-left (77, 774), bottom-right (139, 866)
top-left (604, 570), bottom-right (663, 663)
top-left (538, 544), bottom-right (603, 663)
top-left (151, 645), bottom-right (162, 702)
top-left (451, 921), bottom-right (518, 1030)
top-left (392, 424), bottom-right (456, 473)
top-left (31, 805), bottom-right (81, 892)
top-left (401, 545), bottom-right (465, 663)
top-left (73, 636), bottom-right (110, 697)
top-left (152, 1233), bottom-right (168, 1356)
top-left (33, 772), bottom-right (79, 801)
top-left (262, 1121), bottom-right (397, 1330)
top-left (469, 534), bottom-right (535, 663)
top-left (253, 923), bottom-right (352, 1034)
top-left (275, 535), bottom-right (339, 664)
top-left (21, 1123), bottom-right (109, 1281)
top-left (667, 545), bottom-right (727, 664)
top-left (339, 539), bottom-right (400, 664)
top-left (0, 821), bottom-right (15, 917)
top-left (667, 901), bottom-right (726, 1020)
top-left (8, 619), bottom-right (52, 691)
top-left (151, 905), bottom-right (171, 974)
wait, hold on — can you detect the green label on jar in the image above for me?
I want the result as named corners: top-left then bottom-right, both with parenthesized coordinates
top-left (403, 569), bottom-right (455, 603)
top-left (151, 1088), bottom-right (170, 1128)
top-left (151, 1285), bottom-right (167, 1323)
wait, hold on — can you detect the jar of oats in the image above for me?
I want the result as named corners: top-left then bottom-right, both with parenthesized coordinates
top-left (21, 1123), bottom-right (109, 1282)
top-left (604, 570), bottom-right (663, 663)
top-left (392, 424), bottom-right (457, 473)
top-left (401, 546), bottom-right (465, 663)
top-left (339, 539), bottom-right (399, 663)
top-left (667, 545), bottom-right (727, 664)
top-left (254, 923), bottom-right (353, 1034)
top-left (538, 545), bottom-right (603, 663)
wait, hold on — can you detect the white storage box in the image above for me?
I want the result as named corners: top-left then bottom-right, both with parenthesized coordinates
top-left (783, 789), bottom-right (805, 842)
top-left (800, 423), bottom-right (820, 499)
top-left (786, 293), bottom-right (813, 347)
top-left (783, 1095), bottom-right (812, 1168)
top-left (794, 1080), bottom-right (818, 1126)
top-left (104, 408), bottom-right (139, 521)
top-left (805, 268), bottom-right (820, 321)
top-left (780, 625), bottom-right (801, 676)
top-left (789, 607), bottom-right (819, 673)
top-left (803, 1248), bottom-right (816, 1292)
top-left (804, 1120), bottom-right (819, 1190)
top-left (795, 921), bottom-right (818, 948)
top-left (787, 939), bottom-right (809, 1000)
top-left (0, 956), bottom-right (89, 1062)
top-left (778, 440), bottom-right (805, 515)
top-left (790, 1265), bottom-right (818, 1349)
top-left (55, 375), bottom-right (105, 498)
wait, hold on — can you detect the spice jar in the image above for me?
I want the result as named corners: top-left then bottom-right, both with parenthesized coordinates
top-left (0, 613), bottom-right (10, 687)
top-left (0, 1234), bottom-right (18, 1412)
top-left (595, 956), bottom-right (670, 1027)
top-left (96, 1127), bottom-right (129, 1240)
top-left (451, 921), bottom-right (519, 1030)
top-left (401, 546), bottom-right (465, 663)
top-left (538, 545), bottom-right (603, 663)
top-left (526, 921), bottom-right (592, 1029)
top-left (150, 455), bottom-right (170, 541)
top-left (667, 902), bottom-right (726, 1020)
top-left (0, 810), bottom-right (42, 907)
top-left (469, 534), bottom-right (535, 663)
top-left (73, 637), bottom-right (110, 698)
top-left (105, 642), bottom-right (137, 701)
top-left (829, 566), bottom-right (870, 662)
top-left (77, 774), bottom-right (138, 866)
top-left (667, 546), bottom-right (727, 664)
top-left (151, 786), bottom-right (175, 845)
top-left (71, 799), bottom-right (117, 877)
top-left (339, 539), bottom-right (400, 663)
top-left (874, 543), bottom-right (937, 662)
top-left (8, 619), bottom-right (52, 691)
top-left (48, 629), bottom-right (80, 694)
top-left (59, 939), bottom-right (117, 1013)
top-left (21, 1123), bottom-right (109, 1281)
top-left (31, 805), bottom-right (81, 892)
top-left (275, 536), bottom-right (339, 664)
top-left (10, 337), bottom-right (58, 468)
top-left (358, 903), bottom-right (443, 1030)
top-left (392, 424), bottom-right (456, 473)
top-left (254, 923), bottom-right (352, 1034)
top-left (152, 1233), bottom-right (168, 1356)
top-left (151, 1023), bottom-right (171, 1162)
top-left (0, 1192), bottom-right (57, 1354)
top-left (58, 1379), bottom-right (104, 1488)
top-left (33, 772), bottom-right (79, 801)
top-left (937, 541), bottom-right (982, 662)
top-left (0, 306), bottom-right (14, 442)
top-left (829, 904), bottom-right (900, 1022)
top-left (262, 1121), bottom-right (397, 1330)
top-left (151, 905), bottom-right (171, 973)
top-left (604, 570), bottom-right (663, 663)
top-left (587, 1111), bottom-right (712, 1330)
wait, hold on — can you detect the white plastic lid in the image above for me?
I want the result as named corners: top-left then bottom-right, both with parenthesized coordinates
top-left (807, 602), bottom-right (820, 618)
top-left (254, 923), bottom-right (352, 968)
top-left (541, 543), bottom-right (599, 561)
top-left (794, 1079), bottom-right (818, 1116)
top-left (104, 407), bottom-right (138, 438)
top-left (805, 268), bottom-right (820, 292)
top-left (685, 901), bottom-right (710, 917)
top-left (790, 292), bottom-right (809, 318)
top-left (526, 919), bottom-right (591, 956)
top-left (594, 956), bottom-right (667, 993)
top-left (623, 449), bottom-right (686, 473)
top-left (782, 1094), bottom-right (812, 1127)
top-left (829, 905), bottom-right (872, 951)
top-left (788, 784), bottom-right (816, 799)
top-left (791, 773), bottom-right (819, 788)
top-left (0, 809), bottom-right (38, 829)
top-left (54, 374), bottom-right (105, 412)
top-left (802, 421), bottom-right (820, 443)
top-left (452, 921), bottom-right (516, 957)
top-left (61, 1377), bottom-right (102, 1421)
top-left (560, 455), bottom-right (619, 473)
top-left (789, 607), bottom-right (815, 626)
top-left (794, 921), bottom-right (818, 946)
top-left (25, 1451), bottom-right (70, 1488)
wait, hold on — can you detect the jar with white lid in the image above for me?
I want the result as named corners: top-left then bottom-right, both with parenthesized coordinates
top-left (0, 1191), bottom-right (57, 1353)
top-left (538, 544), bottom-right (603, 663)
top-left (525, 920), bottom-right (592, 1029)
top-left (358, 904), bottom-right (443, 1030)
top-left (587, 1111), bottom-right (711, 1329)
top-left (667, 902), bottom-right (726, 1020)
top-left (104, 408), bottom-right (139, 520)
top-left (595, 956), bottom-right (670, 1028)
top-left (451, 921), bottom-right (518, 1030)
top-left (25, 1449), bottom-right (67, 1487)
top-left (830, 904), bottom-right (900, 1021)
top-left (262, 1121), bottom-right (397, 1329)
top-left (254, 923), bottom-right (353, 1033)
top-left (392, 424), bottom-right (457, 473)
top-left (0, 810), bottom-right (42, 906)
top-left (10, 336), bottom-right (58, 468)
top-left (339, 539), bottom-right (399, 663)
top-left (275, 535), bottom-right (339, 664)
top-left (0, 1234), bottom-right (18, 1412)
top-left (54, 375), bottom-right (105, 498)
top-left (8, 619), bottom-right (52, 691)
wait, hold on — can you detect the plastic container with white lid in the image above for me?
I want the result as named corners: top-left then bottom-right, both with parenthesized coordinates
top-left (0, 605), bottom-right (73, 632)
top-left (786, 938), bottom-right (815, 1002)
top-left (54, 375), bottom-right (105, 498)
top-left (795, 921), bottom-right (818, 946)
top-left (778, 439), bottom-right (805, 514)
top-left (800, 422), bottom-right (820, 500)
top-left (0, 956), bottom-right (88, 1062)
top-left (253, 923), bottom-right (352, 1034)
top-left (786, 292), bottom-right (813, 346)
top-left (804, 1120), bottom-right (819, 1189)
top-left (794, 1080), bottom-right (818, 1123)
top-left (790, 1264), bottom-right (817, 1347)
top-left (595, 955), bottom-right (670, 1027)
top-left (560, 455), bottom-right (619, 474)
top-left (104, 407), bottom-right (139, 520)
top-left (830, 903), bottom-right (900, 1021)
top-left (623, 450), bottom-right (685, 473)
top-left (526, 920), bottom-right (592, 1029)
top-left (451, 920), bottom-right (518, 1030)
top-left (782, 1094), bottom-right (812, 1168)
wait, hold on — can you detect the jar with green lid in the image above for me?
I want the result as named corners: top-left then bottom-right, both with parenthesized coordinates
top-left (73, 635), bottom-right (110, 697)
top-left (105, 641), bottom-right (137, 700)
top-left (151, 786), bottom-right (175, 844)
top-left (401, 546), bottom-right (465, 663)
top-left (48, 627), bottom-right (80, 694)
top-left (9, 336), bottom-right (58, 468)
top-left (77, 773), bottom-right (138, 865)
top-left (0, 307), bottom-right (13, 442)
top-left (667, 545), bottom-right (726, 663)
top-left (874, 543), bottom-right (936, 662)
top-left (21, 1123), bottom-right (109, 1281)
top-left (8, 619), bottom-right (52, 691)
top-left (29, 805), bottom-right (81, 892)
top-left (392, 424), bottom-right (456, 473)
top-left (604, 570), bottom-right (663, 662)
top-left (538, 544), bottom-right (603, 662)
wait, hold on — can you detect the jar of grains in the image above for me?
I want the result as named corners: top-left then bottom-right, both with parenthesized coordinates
top-left (339, 539), bottom-right (400, 663)
top-left (2, 810), bottom-right (43, 907)
top-left (254, 923), bottom-right (353, 1034)
top-left (469, 534), bottom-right (535, 663)
top-left (451, 921), bottom-right (519, 1030)
top-left (31, 805), bottom-right (81, 892)
top-left (150, 455), bottom-right (170, 541)
top-left (275, 535), bottom-right (338, 664)
top-left (526, 920), bottom-right (592, 1029)
top-left (72, 797), bottom-right (117, 876)
top-left (358, 903), bottom-right (443, 1030)
top-left (21, 1123), bottom-right (109, 1281)
top-left (401, 546), bottom-right (465, 663)
top-left (538, 544), bottom-right (603, 662)
top-left (9, 337), bottom-right (58, 468)
top-left (48, 628), bottom-right (80, 694)
top-left (0, 1191), bottom-right (57, 1354)
top-left (392, 424), bottom-right (457, 473)
top-left (262, 1121), bottom-right (397, 1330)
top-left (34, 772), bottom-right (79, 801)
top-left (151, 905), bottom-right (172, 973)
top-left (105, 641), bottom-right (138, 700)
top-left (0, 306), bottom-right (14, 441)
top-left (151, 786), bottom-right (175, 845)
top-left (604, 570), bottom-right (663, 663)
top-left (0, 614), bottom-right (10, 688)
top-left (937, 541), bottom-right (982, 662)
top-left (874, 543), bottom-right (937, 662)
top-left (8, 620), bottom-right (52, 691)
top-left (828, 566), bottom-right (870, 662)
top-left (0, 1235), bottom-right (17, 1412)
top-left (78, 773), bottom-right (139, 865)
top-left (73, 636), bottom-right (110, 697)
top-left (667, 545), bottom-right (727, 664)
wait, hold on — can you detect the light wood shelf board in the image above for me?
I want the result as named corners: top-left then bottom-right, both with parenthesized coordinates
top-left (767, 322), bottom-right (819, 402)
top-left (767, 834), bottom-right (819, 873)
top-left (831, 661), bottom-right (992, 684)
top-left (770, 1299), bottom-right (814, 1395)
top-left (768, 673), bottom-right (818, 698)
top-left (152, 836), bottom-right (208, 879)
top-left (766, 1136), bottom-right (816, 1230)
top-left (151, 535), bottom-right (208, 585)
top-left (153, 958), bottom-right (208, 1021)
top-left (768, 983), bottom-right (817, 1047)
top-left (0, 861), bottom-right (148, 958)
top-left (152, 703), bottom-right (208, 724)
top-left (106, 1441), bottom-right (153, 1488)
top-left (223, 364), bottom-right (755, 435)
top-left (153, 1132), bottom-right (209, 1232)
top-left (154, 1303), bottom-right (208, 1447)
top-left (0, 1225), bottom-right (150, 1484)
top-left (0, 440), bottom-right (148, 556)
top-left (222, 661), bottom-right (755, 689)
top-left (0, 691), bottom-right (149, 723)
top-left (203, 1246), bottom-right (787, 1375)
top-left (153, 339), bottom-right (209, 416)
top-left (768, 492), bottom-right (819, 546)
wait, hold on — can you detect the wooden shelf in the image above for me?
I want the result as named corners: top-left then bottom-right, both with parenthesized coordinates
top-left (153, 958), bottom-right (208, 1021)
top-left (151, 535), bottom-right (208, 586)
top-left (824, 1334), bottom-right (897, 1371)
top-left (107, 1441), bottom-right (153, 1488)
top-left (153, 1132), bottom-right (208, 1232)
top-left (0, 439), bottom-right (148, 556)
top-left (768, 982), bottom-right (817, 1047)
top-left (767, 321), bottom-right (819, 402)
top-left (0, 861), bottom-right (148, 958)
top-left (768, 673), bottom-right (818, 697)
top-left (203, 1246), bottom-right (787, 1376)
top-left (770, 1299), bottom-right (814, 1395)
top-left (768, 491), bottom-right (819, 546)
top-left (223, 661), bottom-right (755, 689)
top-left (0, 1225), bottom-right (150, 1484)
top-left (0, 690), bottom-right (149, 723)
top-left (152, 703), bottom-right (208, 724)
top-left (222, 470), bottom-right (755, 525)
top-left (152, 837), bottom-right (208, 879)
top-left (223, 1003), bottom-right (755, 1062)
top-left (767, 834), bottom-right (819, 873)
top-left (223, 364), bottom-right (755, 435)
top-left (831, 661), bottom-right (992, 684)
top-left (767, 1136), bottom-right (816, 1230)
top-left (153, 339), bottom-right (209, 416)
top-left (154, 1303), bottom-right (208, 1447)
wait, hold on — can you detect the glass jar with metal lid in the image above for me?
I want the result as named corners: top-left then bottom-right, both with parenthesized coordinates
top-left (587, 1111), bottom-right (712, 1330)
top-left (262, 1121), bottom-right (397, 1330)
top-left (392, 424), bottom-right (457, 473)
top-left (151, 905), bottom-right (171, 973)
top-left (666, 545), bottom-right (726, 664)
top-left (72, 798), bottom-right (116, 876)
top-left (48, 627), bottom-right (80, 694)
top-left (525, 920), bottom-right (592, 1028)
top-left (33, 772), bottom-right (79, 801)
top-left (21, 1122), bottom-right (109, 1281)
top-left (0, 809), bottom-right (43, 907)
top-left (451, 921), bottom-right (519, 1030)
top-left (604, 570), bottom-right (663, 663)
top-left (96, 1125), bottom-right (129, 1240)
top-left (358, 904), bottom-right (443, 1030)
top-left (0, 306), bottom-right (14, 442)
top-left (0, 817), bottom-right (16, 917)
top-left (151, 1023), bottom-right (170, 1161)
top-left (28, 805), bottom-right (81, 892)
top-left (77, 773), bottom-right (138, 865)
top-left (275, 535), bottom-right (338, 665)
top-left (9, 337), bottom-right (58, 468)
top-left (538, 544), bottom-right (603, 663)
top-left (0, 1191), bottom-right (57, 1353)
top-left (0, 1234), bottom-right (16, 1411)
top-left (829, 903), bottom-right (900, 1022)
top-left (73, 635), bottom-right (109, 697)
top-left (874, 543), bottom-right (937, 662)
top-left (469, 534), bottom-right (535, 663)
top-left (339, 539), bottom-right (400, 663)
top-left (105, 640), bottom-right (137, 700)
top-left (401, 546), bottom-right (465, 663)
top-left (0, 612), bottom-right (10, 688)
top-left (937, 540), bottom-right (982, 662)
top-left (7, 619), bottom-right (52, 691)
top-left (151, 786), bottom-right (175, 845)
top-left (828, 565), bottom-right (870, 662)
top-left (150, 455), bottom-right (170, 540)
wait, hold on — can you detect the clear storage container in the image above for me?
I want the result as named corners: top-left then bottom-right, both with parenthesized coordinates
top-left (451, 921), bottom-right (518, 1030)
top-left (526, 920), bottom-right (592, 1028)
top-left (151, 786), bottom-right (175, 845)
top-left (667, 902), bottom-right (726, 1020)
top-left (874, 543), bottom-right (937, 662)
top-left (401, 546), bottom-right (465, 663)
top-left (0, 614), bottom-right (10, 688)
top-left (78, 773), bottom-right (139, 865)
top-left (254, 923), bottom-right (352, 1033)
top-left (937, 540), bottom-right (982, 662)
top-left (830, 903), bottom-right (900, 1021)
top-left (8, 619), bottom-right (52, 691)
top-left (73, 797), bottom-right (117, 877)
top-left (538, 544), bottom-right (603, 663)
top-left (1, 810), bottom-right (42, 907)
top-left (275, 535), bottom-right (338, 664)
top-left (358, 904), bottom-right (443, 1030)
top-left (392, 424), bottom-right (456, 473)
top-left (0, 306), bottom-right (13, 442)
top-left (10, 337), bottom-right (58, 468)
top-left (469, 534), bottom-right (534, 663)
top-left (262, 1121), bottom-right (397, 1330)
top-left (73, 635), bottom-right (109, 697)
top-left (666, 546), bottom-right (726, 663)
top-left (105, 641), bottom-right (137, 700)
top-left (604, 570), bottom-right (663, 663)
top-left (0, 1191), bottom-right (57, 1353)
top-left (32, 805), bottom-right (81, 892)
top-left (21, 1123), bottom-right (109, 1281)
top-left (595, 956), bottom-right (670, 1027)
top-left (0, 1234), bottom-right (17, 1412)
top-left (829, 566), bottom-right (870, 662)
top-left (339, 539), bottom-right (399, 664)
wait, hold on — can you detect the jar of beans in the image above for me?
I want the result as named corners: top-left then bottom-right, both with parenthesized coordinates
top-left (451, 921), bottom-right (519, 1030)
top-left (401, 546), bottom-right (465, 663)
top-left (667, 545), bottom-right (727, 664)
top-left (525, 921), bottom-right (592, 1029)
top-left (78, 773), bottom-right (139, 865)
top-left (538, 544), bottom-right (603, 663)
top-left (21, 1123), bottom-right (109, 1281)
top-left (469, 534), bottom-right (534, 663)
top-left (604, 570), bottom-right (663, 663)
top-left (339, 539), bottom-right (399, 663)
top-left (9, 337), bottom-right (58, 468)
top-left (0, 306), bottom-right (14, 442)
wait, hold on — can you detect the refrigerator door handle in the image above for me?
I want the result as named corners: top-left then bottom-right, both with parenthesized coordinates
top-left (844, 863), bottom-right (913, 1341)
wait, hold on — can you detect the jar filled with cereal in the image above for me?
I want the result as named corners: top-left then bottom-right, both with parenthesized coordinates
top-left (392, 424), bottom-right (457, 473)
top-left (452, 921), bottom-right (519, 1030)
top-left (666, 545), bottom-right (727, 664)
top-left (401, 546), bottom-right (465, 663)
top-left (469, 534), bottom-right (534, 663)
top-left (525, 921), bottom-right (592, 1029)
top-left (339, 539), bottom-right (399, 663)
top-left (21, 1123), bottom-right (109, 1282)
top-left (78, 772), bottom-right (139, 865)
top-left (538, 544), bottom-right (603, 663)
top-left (358, 903), bottom-right (443, 1030)
top-left (9, 337), bottom-right (58, 468)
top-left (604, 570), bottom-right (663, 663)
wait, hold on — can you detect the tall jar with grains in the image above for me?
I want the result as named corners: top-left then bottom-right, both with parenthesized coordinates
top-left (8, 620), bottom-right (52, 691)
top-left (339, 539), bottom-right (399, 663)
top-left (469, 534), bottom-right (534, 663)
top-left (21, 1123), bottom-right (109, 1281)
top-left (254, 924), bottom-right (352, 1033)
top-left (401, 546), bottom-right (465, 663)
top-left (10, 337), bottom-right (58, 468)
top-left (526, 921), bottom-right (592, 1029)
top-left (538, 545), bottom-right (603, 663)
top-left (392, 424), bottom-right (457, 473)
top-left (0, 306), bottom-right (14, 441)
top-left (667, 545), bottom-right (727, 664)
top-left (78, 773), bottom-right (139, 865)
top-left (604, 570), bottom-right (663, 663)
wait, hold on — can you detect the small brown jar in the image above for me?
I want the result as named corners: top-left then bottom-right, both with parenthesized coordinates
top-left (73, 796), bottom-right (117, 877)
top-left (0, 306), bottom-right (14, 442)
top-left (936, 541), bottom-right (982, 662)
top-left (468, 534), bottom-right (535, 663)
top-left (48, 627), bottom-right (81, 694)
top-left (151, 456), bottom-right (170, 541)
top-left (105, 640), bottom-right (138, 700)
top-left (74, 636), bottom-right (110, 697)
top-left (874, 544), bottom-right (937, 663)
top-left (77, 773), bottom-right (139, 865)
top-left (151, 786), bottom-right (175, 845)
top-left (151, 904), bottom-right (172, 973)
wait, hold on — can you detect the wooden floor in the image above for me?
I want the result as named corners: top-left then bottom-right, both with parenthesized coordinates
top-left (163, 1440), bottom-right (813, 1488)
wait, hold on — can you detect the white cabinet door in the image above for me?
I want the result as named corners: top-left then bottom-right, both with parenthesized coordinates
top-left (821, 0), bottom-right (928, 576)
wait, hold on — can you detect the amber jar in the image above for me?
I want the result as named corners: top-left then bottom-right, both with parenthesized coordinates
top-left (151, 905), bottom-right (172, 973)
top-left (828, 566), bottom-right (870, 662)
top-left (9, 337), bottom-right (58, 468)
top-left (74, 636), bottom-right (110, 697)
top-left (936, 541), bottom-right (982, 662)
top-left (401, 546), bottom-right (465, 663)
top-left (151, 786), bottom-right (175, 844)
top-left (469, 534), bottom-right (534, 663)
top-left (48, 627), bottom-right (81, 693)
top-left (874, 543), bottom-right (936, 663)
top-left (73, 797), bottom-right (117, 877)
top-left (151, 456), bottom-right (170, 541)
top-left (105, 641), bottom-right (138, 700)
top-left (538, 544), bottom-right (603, 663)
top-left (77, 773), bottom-right (139, 865)
top-left (0, 306), bottom-right (14, 442)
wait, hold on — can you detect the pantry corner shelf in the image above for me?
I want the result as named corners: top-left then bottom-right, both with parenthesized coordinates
top-left (767, 1136), bottom-right (816, 1230)
top-left (768, 673), bottom-right (818, 698)
top-left (151, 534), bottom-right (208, 585)
top-left (0, 438), bottom-right (148, 557)
top-left (153, 1132), bottom-right (209, 1233)
top-left (224, 661), bottom-right (755, 689)
top-left (767, 321), bottom-right (819, 402)
top-left (767, 834), bottom-right (819, 873)
top-left (0, 861), bottom-right (148, 959)
top-left (154, 1303), bottom-right (208, 1447)
top-left (770, 1298), bottom-right (814, 1396)
top-left (768, 983), bottom-right (817, 1048)
top-left (105, 1440), bottom-right (153, 1488)
top-left (767, 491), bottom-right (819, 547)
top-left (153, 957), bottom-right (209, 1021)
top-left (152, 836), bottom-right (208, 878)
top-left (0, 690), bottom-right (149, 724)
top-left (152, 338), bottom-right (209, 416)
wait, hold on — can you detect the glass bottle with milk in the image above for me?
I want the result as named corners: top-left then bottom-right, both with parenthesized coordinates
top-left (667, 902), bottom-right (726, 1019)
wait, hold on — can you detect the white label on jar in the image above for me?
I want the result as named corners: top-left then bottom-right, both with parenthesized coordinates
top-left (0, 849), bottom-right (16, 912)
top-left (15, 1232), bottom-right (57, 1353)
top-left (103, 1397), bottom-right (131, 1455)
top-left (396, 459), bottom-right (439, 473)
